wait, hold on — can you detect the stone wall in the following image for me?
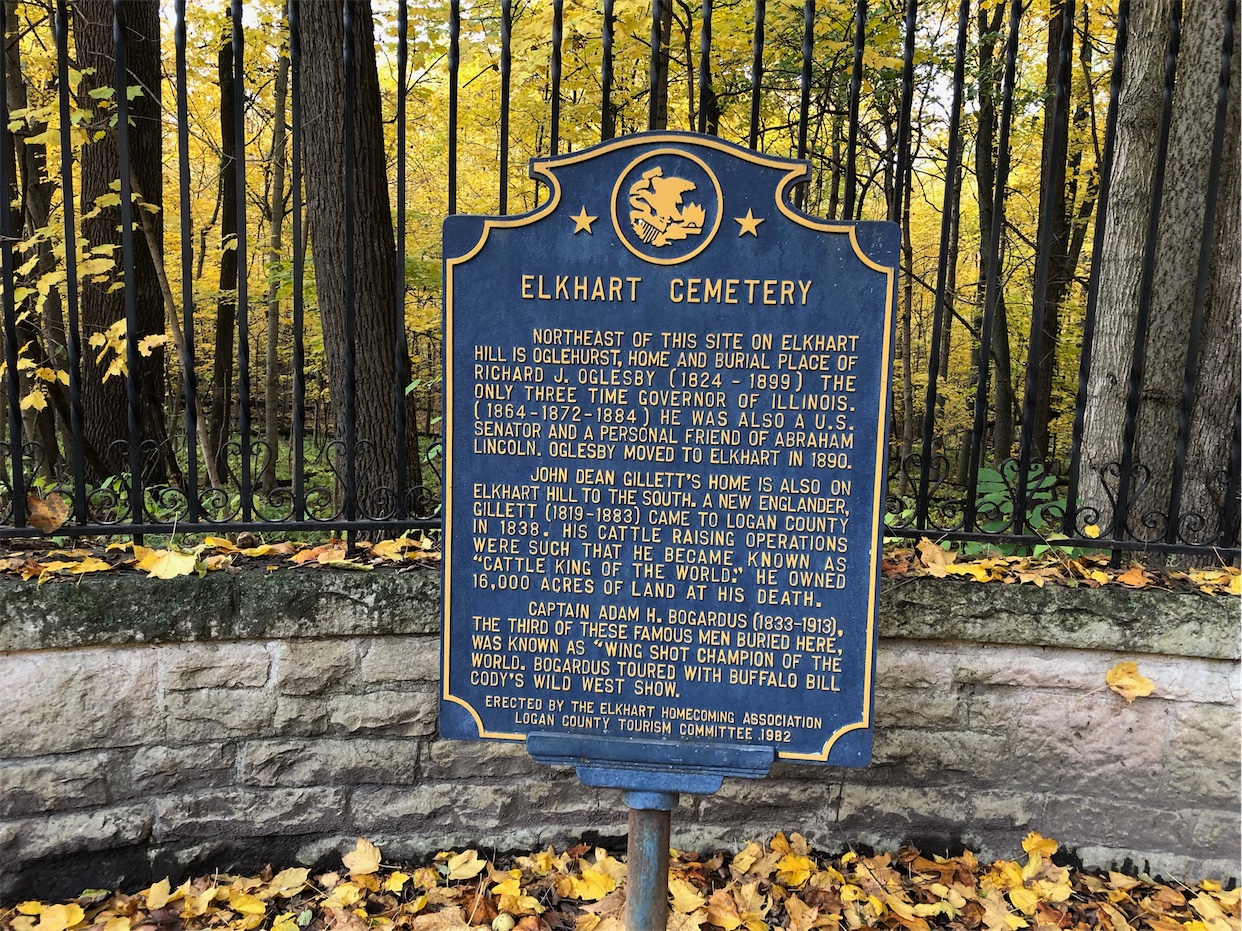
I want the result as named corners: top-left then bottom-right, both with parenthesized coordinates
top-left (0, 570), bottom-right (1237, 901)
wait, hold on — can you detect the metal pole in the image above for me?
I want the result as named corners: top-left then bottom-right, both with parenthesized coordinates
top-left (623, 791), bottom-right (674, 931)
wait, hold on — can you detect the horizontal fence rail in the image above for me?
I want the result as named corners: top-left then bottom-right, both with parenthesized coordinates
top-left (0, 0), bottom-right (1234, 561)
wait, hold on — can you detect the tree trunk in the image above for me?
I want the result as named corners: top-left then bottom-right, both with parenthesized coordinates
top-left (1027, 3), bottom-right (1073, 463)
top-left (991, 290), bottom-right (1014, 466)
top-left (263, 52), bottom-right (289, 494)
top-left (208, 34), bottom-right (238, 484)
top-left (75, 0), bottom-right (170, 484)
top-left (650, 0), bottom-right (673, 130)
top-left (1080, 0), bottom-right (1240, 542)
top-left (5, 2), bottom-right (63, 478)
top-left (897, 151), bottom-right (915, 495)
top-left (300, 0), bottom-right (419, 518)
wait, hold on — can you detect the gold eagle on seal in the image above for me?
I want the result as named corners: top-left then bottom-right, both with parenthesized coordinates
top-left (627, 166), bottom-right (706, 247)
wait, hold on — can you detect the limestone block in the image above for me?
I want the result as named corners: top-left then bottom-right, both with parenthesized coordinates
top-left (0, 803), bottom-right (152, 862)
top-left (1071, 844), bottom-right (1240, 885)
top-left (874, 687), bottom-right (963, 728)
top-left (0, 753), bottom-right (113, 818)
top-left (152, 787), bottom-right (347, 841)
top-left (951, 644), bottom-right (1239, 704)
top-left (1040, 794), bottom-right (1198, 861)
top-left (698, 776), bottom-right (839, 827)
top-left (1189, 808), bottom-right (1242, 858)
top-left (1157, 703), bottom-right (1242, 805)
top-left (358, 636), bottom-right (439, 684)
top-left (272, 695), bottom-right (331, 736)
top-left (128, 744), bottom-right (236, 795)
top-left (355, 784), bottom-right (514, 834)
top-left (522, 777), bottom-right (619, 818)
top-left (352, 783), bottom-right (507, 833)
top-left (881, 579), bottom-right (1238, 660)
top-left (0, 648), bottom-right (161, 757)
top-left (423, 739), bottom-right (541, 779)
top-left (274, 639), bottom-right (359, 695)
top-left (877, 641), bottom-right (958, 689)
top-left (967, 789), bottom-right (1045, 829)
top-left (164, 687), bottom-right (276, 741)
top-left (835, 783), bottom-right (973, 828)
top-left (238, 738), bottom-right (421, 787)
top-left (985, 691), bottom-right (1171, 797)
top-left (871, 728), bottom-right (1008, 783)
top-left (162, 642), bottom-right (271, 690)
top-left (328, 690), bottom-right (437, 735)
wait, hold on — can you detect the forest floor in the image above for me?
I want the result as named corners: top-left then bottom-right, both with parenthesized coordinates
top-left (2, 834), bottom-right (1237, 931)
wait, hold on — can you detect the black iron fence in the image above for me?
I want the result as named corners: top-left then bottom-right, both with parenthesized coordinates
top-left (0, 0), bottom-right (1236, 560)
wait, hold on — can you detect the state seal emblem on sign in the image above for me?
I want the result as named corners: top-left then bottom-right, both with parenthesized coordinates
top-left (611, 148), bottom-right (722, 265)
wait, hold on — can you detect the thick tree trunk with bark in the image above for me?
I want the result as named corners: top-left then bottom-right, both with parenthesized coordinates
top-left (1080, 1), bottom-right (1240, 543)
top-left (300, 0), bottom-right (420, 518)
top-left (74, 0), bottom-right (170, 483)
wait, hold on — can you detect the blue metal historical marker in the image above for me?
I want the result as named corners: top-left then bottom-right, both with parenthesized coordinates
top-left (442, 132), bottom-right (897, 800)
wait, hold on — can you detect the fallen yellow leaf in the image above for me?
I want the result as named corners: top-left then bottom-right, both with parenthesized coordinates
top-left (31, 904), bottom-right (84, 931)
top-left (26, 493), bottom-right (69, 534)
top-left (267, 867), bottom-right (309, 897)
top-left (1115, 564), bottom-right (1150, 588)
top-left (68, 557), bottom-right (112, 575)
top-left (137, 549), bottom-right (199, 579)
top-left (1105, 661), bottom-right (1154, 702)
top-left (228, 892), bottom-right (266, 916)
top-left (917, 537), bottom-right (955, 577)
top-left (343, 838), bottom-right (382, 876)
top-left (1022, 832), bottom-right (1058, 858)
top-left (444, 849), bottom-right (486, 881)
top-left (144, 877), bottom-right (172, 909)
top-left (384, 872), bottom-right (410, 893)
top-left (670, 876), bottom-right (706, 913)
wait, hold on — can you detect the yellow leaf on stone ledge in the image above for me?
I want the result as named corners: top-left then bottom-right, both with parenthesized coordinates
top-left (1105, 661), bottom-right (1154, 702)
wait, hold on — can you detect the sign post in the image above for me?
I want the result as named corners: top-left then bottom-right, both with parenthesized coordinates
top-left (443, 133), bottom-right (897, 930)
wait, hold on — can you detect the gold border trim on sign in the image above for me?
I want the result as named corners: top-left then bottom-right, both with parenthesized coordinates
top-left (443, 132), bottom-right (897, 759)
top-left (610, 148), bottom-right (724, 266)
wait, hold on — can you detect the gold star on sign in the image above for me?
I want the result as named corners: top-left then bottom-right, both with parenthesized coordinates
top-left (735, 208), bottom-right (764, 237)
top-left (571, 207), bottom-right (597, 234)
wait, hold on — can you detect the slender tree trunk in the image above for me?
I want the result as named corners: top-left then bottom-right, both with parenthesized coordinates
top-left (208, 35), bottom-right (238, 484)
top-left (1080, 1), bottom-right (1240, 541)
top-left (651, 0), bottom-right (673, 130)
top-left (972, 5), bottom-right (1014, 466)
top-left (5, 2), bottom-right (62, 477)
top-left (937, 173), bottom-right (960, 460)
top-left (991, 290), bottom-right (1014, 466)
top-left (131, 176), bottom-right (222, 491)
top-left (827, 113), bottom-right (842, 219)
top-left (1028, 2), bottom-right (1073, 463)
top-left (262, 53), bottom-right (289, 494)
top-left (75, 0), bottom-right (170, 484)
top-left (898, 185), bottom-right (914, 495)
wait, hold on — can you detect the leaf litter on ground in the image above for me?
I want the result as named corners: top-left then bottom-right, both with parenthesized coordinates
top-left (0, 531), bottom-right (1233, 597)
top-left (2, 834), bottom-right (1237, 931)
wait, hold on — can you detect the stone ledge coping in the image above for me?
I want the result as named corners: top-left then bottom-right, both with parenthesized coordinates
top-left (1, 569), bottom-right (1235, 660)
